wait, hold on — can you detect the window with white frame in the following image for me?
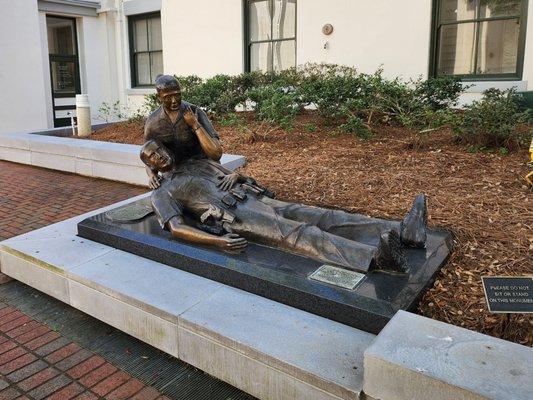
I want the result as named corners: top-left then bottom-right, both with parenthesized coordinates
top-left (129, 12), bottom-right (163, 87)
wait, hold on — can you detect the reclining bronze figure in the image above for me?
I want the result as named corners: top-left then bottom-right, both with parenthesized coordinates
top-left (141, 75), bottom-right (428, 274)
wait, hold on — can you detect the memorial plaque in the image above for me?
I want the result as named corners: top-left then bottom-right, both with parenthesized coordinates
top-left (309, 264), bottom-right (365, 290)
top-left (482, 276), bottom-right (533, 313)
top-left (105, 198), bottom-right (153, 222)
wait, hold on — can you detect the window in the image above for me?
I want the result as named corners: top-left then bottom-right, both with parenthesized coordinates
top-left (245, 0), bottom-right (296, 72)
top-left (431, 0), bottom-right (528, 80)
top-left (129, 12), bottom-right (163, 87)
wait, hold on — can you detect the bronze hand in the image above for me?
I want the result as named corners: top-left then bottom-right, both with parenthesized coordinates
top-left (217, 173), bottom-right (240, 191)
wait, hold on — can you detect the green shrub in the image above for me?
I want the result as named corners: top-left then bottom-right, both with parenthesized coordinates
top-left (340, 115), bottom-right (372, 139)
top-left (453, 88), bottom-right (531, 149)
top-left (246, 85), bottom-right (299, 129)
top-left (297, 64), bottom-right (361, 120)
top-left (139, 64), bottom-right (477, 137)
top-left (414, 76), bottom-right (465, 110)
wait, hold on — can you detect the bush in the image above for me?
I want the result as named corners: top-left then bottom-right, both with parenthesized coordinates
top-left (414, 76), bottom-right (465, 110)
top-left (246, 85), bottom-right (299, 129)
top-left (452, 89), bottom-right (531, 149)
top-left (340, 116), bottom-right (372, 139)
top-left (143, 64), bottom-right (531, 143)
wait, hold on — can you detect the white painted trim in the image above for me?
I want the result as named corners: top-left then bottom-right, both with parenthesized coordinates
top-left (123, 0), bottom-right (162, 16)
top-left (126, 88), bottom-right (156, 96)
top-left (463, 81), bottom-right (528, 93)
top-left (38, 0), bottom-right (99, 17)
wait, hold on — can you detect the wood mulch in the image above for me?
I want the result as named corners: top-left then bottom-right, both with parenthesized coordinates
top-left (90, 115), bottom-right (532, 346)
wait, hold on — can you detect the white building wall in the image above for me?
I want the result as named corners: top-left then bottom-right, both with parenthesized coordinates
top-left (297, 0), bottom-right (433, 80)
top-left (78, 12), bottom-right (120, 123)
top-left (0, 0), bottom-right (49, 134)
top-left (160, 0), bottom-right (244, 77)
top-left (520, 0), bottom-right (533, 90)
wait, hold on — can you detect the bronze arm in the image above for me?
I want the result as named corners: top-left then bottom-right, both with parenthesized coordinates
top-left (184, 107), bottom-right (222, 161)
top-left (167, 216), bottom-right (246, 253)
top-left (192, 123), bottom-right (222, 161)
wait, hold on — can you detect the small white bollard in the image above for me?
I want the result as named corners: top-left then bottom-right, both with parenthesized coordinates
top-left (76, 94), bottom-right (92, 137)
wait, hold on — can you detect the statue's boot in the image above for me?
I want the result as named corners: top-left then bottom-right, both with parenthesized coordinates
top-left (375, 229), bottom-right (408, 273)
top-left (400, 194), bottom-right (428, 248)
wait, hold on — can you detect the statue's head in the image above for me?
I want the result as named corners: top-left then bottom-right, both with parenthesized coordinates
top-left (155, 75), bottom-right (181, 112)
top-left (140, 140), bottom-right (174, 172)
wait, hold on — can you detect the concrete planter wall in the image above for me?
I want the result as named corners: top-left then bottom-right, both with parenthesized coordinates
top-left (0, 130), bottom-right (246, 186)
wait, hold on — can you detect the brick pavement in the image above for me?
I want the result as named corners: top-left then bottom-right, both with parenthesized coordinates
top-left (0, 302), bottom-right (168, 400)
top-left (0, 161), bottom-right (145, 241)
top-left (0, 161), bottom-right (171, 399)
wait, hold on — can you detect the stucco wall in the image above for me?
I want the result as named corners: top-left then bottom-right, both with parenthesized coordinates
top-left (160, 0), bottom-right (244, 77)
top-left (297, 0), bottom-right (432, 80)
top-left (78, 13), bottom-right (120, 123)
top-left (159, 0), bottom-right (432, 81)
top-left (0, 0), bottom-right (49, 134)
top-left (521, 0), bottom-right (533, 90)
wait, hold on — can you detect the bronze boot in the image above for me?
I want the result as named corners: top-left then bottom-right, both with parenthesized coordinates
top-left (375, 230), bottom-right (408, 273)
top-left (400, 194), bottom-right (428, 248)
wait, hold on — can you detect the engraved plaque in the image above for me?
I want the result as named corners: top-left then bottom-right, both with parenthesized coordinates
top-left (482, 276), bottom-right (533, 313)
top-left (309, 264), bottom-right (365, 290)
top-left (105, 198), bottom-right (154, 222)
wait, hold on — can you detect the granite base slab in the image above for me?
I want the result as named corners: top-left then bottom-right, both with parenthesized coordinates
top-left (78, 199), bottom-right (453, 334)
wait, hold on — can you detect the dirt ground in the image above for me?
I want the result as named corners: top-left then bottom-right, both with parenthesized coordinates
top-left (90, 116), bottom-right (532, 345)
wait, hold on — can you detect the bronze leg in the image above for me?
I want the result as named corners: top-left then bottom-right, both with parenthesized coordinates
top-left (261, 198), bottom-right (399, 246)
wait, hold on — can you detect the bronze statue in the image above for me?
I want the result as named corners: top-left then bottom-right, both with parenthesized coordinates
top-left (140, 140), bottom-right (428, 274)
top-left (144, 75), bottom-right (222, 189)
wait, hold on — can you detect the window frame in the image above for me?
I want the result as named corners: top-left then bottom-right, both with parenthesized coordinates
top-left (243, 0), bottom-right (297, 72)
top-left (429, 0), bottom-right (529, 81)
top-left (128, 11), bottom-right (163, 88)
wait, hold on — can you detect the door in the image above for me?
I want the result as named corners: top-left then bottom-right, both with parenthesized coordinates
top-left (46, 16), bottom-right (81, 127)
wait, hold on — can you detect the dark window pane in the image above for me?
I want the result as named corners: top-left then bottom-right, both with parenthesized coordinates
top-left (250, 42), bottom-right (272, 72)
top-left (249, 0), bottom-right (271, 41)
top-left (439, 0), bottom-right (477, 23)
top-left (47, 17), bottom-right (76, 55)
top-left (437, 22), bottom-right (476, 75)
top-left (479, 0), bottom-right (521, 18)
top-left (148, 17), bottom-right (162, 51)
top-left (273, 40), bottom-right (295, 71)
top-left (134, 19), bottom-right (148, 52)
top-left (136, 53), bottom-right (150, 85)
top-left (50, 61), bottom-right (76, 93)
top-left (476, 18), bottom-right (520, 74)
top-left (273, 0), bottom-right (296, 39)
top-left (150, 51), bottom-right (163, 83)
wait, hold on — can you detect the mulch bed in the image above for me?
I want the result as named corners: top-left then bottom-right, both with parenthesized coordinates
top-left (90, 116), bottom-right (532, 346)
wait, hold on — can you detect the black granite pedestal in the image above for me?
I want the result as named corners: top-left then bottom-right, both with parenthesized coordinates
top-left (77, 199), bottom-right (453, 334)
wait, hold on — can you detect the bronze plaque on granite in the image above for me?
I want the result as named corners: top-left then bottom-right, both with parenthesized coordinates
top-left (309, 265), bottom-right (365, 290)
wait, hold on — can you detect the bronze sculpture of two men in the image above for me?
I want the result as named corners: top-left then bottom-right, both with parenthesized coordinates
top-left (141, 75), bottom-right (428, 274)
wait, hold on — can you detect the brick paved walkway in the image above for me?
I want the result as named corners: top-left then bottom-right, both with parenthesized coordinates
top-left (0, 302), bottom-right (167, 400)
top-left (0, 161), bottom-right (145, 241)
top-left (0, 162), bottom-right (167, 399)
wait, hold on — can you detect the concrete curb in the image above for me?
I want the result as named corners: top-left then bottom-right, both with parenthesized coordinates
top-left (0, 132), bottom-right (246, 186)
